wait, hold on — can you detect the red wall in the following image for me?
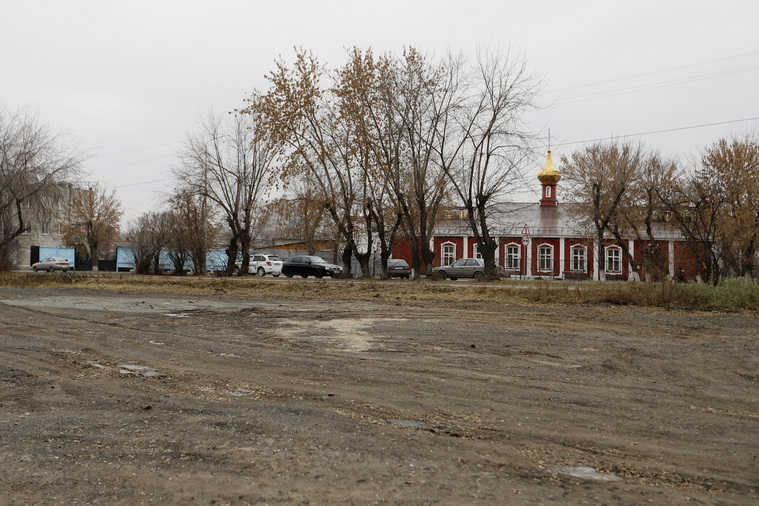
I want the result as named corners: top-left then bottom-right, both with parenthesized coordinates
top-left (433, 236), bottom-right (465, 266)
top-left (499, 237), bottom-right (524, 274)
top-left (531, 238), bottom-right (561, 276)
top-left (563, 239), bottom-right (593, 279)
top-left (392, 235), bottom-right (702, 281)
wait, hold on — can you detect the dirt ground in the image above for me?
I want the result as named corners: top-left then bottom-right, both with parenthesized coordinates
top-left (0, 285), bottom-right (757, 505)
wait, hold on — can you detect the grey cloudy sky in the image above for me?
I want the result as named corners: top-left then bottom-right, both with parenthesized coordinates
top-left (4, 1), bottom-right (758, 223)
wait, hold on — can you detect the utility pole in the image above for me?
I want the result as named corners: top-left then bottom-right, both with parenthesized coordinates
top-left (201, 154), bottom-right (208, 276)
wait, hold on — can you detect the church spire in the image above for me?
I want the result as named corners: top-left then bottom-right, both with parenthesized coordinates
top-left (538, 149), bottom-right (560, 207)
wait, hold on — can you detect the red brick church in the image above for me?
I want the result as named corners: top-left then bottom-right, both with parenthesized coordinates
top-left (395, 152), bottom-right (698, 281)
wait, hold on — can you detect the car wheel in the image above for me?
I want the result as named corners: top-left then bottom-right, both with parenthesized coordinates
top-left (273, 273), bottom-right (280, 277)
top-left (286, 272), bottom-right (293, 278)
top-left (450, 277), bottom-right (458, 281)
top-left (474, 271), bottom-right (483, 280)
top-left (32, 266), bottom-right (38, 272)
top-left (301, 274), bottom-right (309, 278)
top-left (48, 267), bottom-right (55, 273)
top-left (257, 267), bottom-right (266, 277)
top-left (315, 270), bottom-right (323, 279)
top-left (435, 271), bottom-right (447, 280)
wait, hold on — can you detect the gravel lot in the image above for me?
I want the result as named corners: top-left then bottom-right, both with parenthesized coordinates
top-left (1, 285), bottom-right (757, 504)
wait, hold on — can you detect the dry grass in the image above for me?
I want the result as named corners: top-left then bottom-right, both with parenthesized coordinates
top-left (1, 272), bottom-right (758, 311)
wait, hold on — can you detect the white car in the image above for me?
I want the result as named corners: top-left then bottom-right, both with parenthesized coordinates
top-left (249, 254), bottom-right (283, 277)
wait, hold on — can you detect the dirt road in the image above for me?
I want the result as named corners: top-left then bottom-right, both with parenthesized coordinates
top-left (1, 286), bottom-right (757, 504)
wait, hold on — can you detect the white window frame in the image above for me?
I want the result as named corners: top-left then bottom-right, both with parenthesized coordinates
top-left (472, 243), bottom-right (483, 259)
top-left (570, 245), bottom-right (586, 272)
top-left (441, 242), bottom-right (456, 266)
top-left (538, 243), bottom-right (553, 272)
top-left (605, 246), bottom-right (622, 274)
top-left (505, 243), bottom-right (521, 270)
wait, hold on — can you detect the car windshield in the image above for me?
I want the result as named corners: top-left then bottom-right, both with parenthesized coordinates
top-left (268, 256), bottom-right (281, 261)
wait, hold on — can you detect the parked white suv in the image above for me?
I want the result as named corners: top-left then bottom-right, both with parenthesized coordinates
top-left (249, 254), bottom-right (283, 277)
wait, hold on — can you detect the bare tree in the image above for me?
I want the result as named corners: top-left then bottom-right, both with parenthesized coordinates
top-left (248, 49), bottom-right (374, 278)
top-left (432, 46), bottom-right (540, 279)
top-left (333, 48), bottom-right (405, 278)
top-left (0, 105), bottom-right (83, 270)
top-left (701, 135), bottom-right (759, 277)
top-left (164, 189), bottom-right (220, 275)
top-left (340, 47), bottom-right (450, 278)
top-left (619, 152), bottom-right (682, 282)
top-left (123, 212), bottom-right (171, 275)
top-left (659, 166), bottom-right (725, 284)
top-left (175, 111), bottom-right (275, 276)
top-left (269, 172), bottom-right (328, 256)
top-left (389, 49), bottom-right (450, 278)
top-left (61, 183), bottom-right (122, 270)
top-left (560, 140), bottom-right (643, 280)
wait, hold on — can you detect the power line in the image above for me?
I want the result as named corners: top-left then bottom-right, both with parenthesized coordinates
top-left (113, 177), bottom-right (174, 189)
top-left (96, 140), bottom-right (183, 157)
top-left (551, 50), bottom-right (759, 93)
top-left (553, 116), bottom-right (759, 148)
top-left (94, 153), bottom-right (176, 171)
top-left (551, 65), bottom-right (759, 105)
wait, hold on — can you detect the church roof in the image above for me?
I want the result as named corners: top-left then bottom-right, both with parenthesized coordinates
top-left (434, 202), bottom-right (684, 240)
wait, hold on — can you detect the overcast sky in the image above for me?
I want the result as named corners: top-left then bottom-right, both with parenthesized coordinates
top-left (4, 1), bottom-right (758, 223)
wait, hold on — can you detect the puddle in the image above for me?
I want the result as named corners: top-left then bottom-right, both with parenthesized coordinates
top-left (389, 419), bottom-right (432, 430)
top-left (550, 465), bottom-right (621, 481)
top-left (118, 364), bottom-right (165, 377)
top-left (85, 361), bottom-right (165, 378)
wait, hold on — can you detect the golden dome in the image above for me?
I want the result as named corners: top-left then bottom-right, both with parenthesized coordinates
top-left (538, 151), bottom-right (561, 185)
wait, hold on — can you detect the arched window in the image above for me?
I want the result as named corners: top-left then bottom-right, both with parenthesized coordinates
top-left (570, 245), bottom-right (587, 272)
top-left (441, 242), bottom-right (456, 266)
top-left (545, 186), bottom-right (552, 198)
top-left (538, 244), bottom-right (554, 272)
top-left (605, 246), bottom-right (622, 274)
top-left (505, 243), bottom-right (520, 270)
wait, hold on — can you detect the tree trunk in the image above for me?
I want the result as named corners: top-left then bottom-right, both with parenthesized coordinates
top-left (596, 229), bottom-right (606, 281)
top-left (354, 248), bottom-right (371, 278)
top-left (0, 244), bottom-right (13, 271)
top-left (341, 243), bottom-right (353, 278)
top-left (193, 248), bottom-right (207, 276)
top-left (225, 235), bottom-right (239, 276)
top-left (481, 238), bottom-right (499, 280)
top-left (91, 244), bottom-right (99, 272)
top-left (239, 228), bottom-right (251, 275)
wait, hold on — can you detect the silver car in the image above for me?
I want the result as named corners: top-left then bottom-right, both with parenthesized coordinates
top-left (433, 258), bottom-right (485, 280)
top-left (32, 257), bottom-right (71, 272)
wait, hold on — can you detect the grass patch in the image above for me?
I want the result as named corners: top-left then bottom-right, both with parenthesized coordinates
top-left (1, 272), bottom-right (758, 311)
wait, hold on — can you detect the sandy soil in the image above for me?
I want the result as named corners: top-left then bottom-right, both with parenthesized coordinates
top-left (0, 286), bottom-right (757, 505)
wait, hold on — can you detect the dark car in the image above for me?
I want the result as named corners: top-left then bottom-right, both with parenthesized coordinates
top-left (282, 255), bottom-right (343, 279)
top-left (385, 258), bottom-right (411, 279)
